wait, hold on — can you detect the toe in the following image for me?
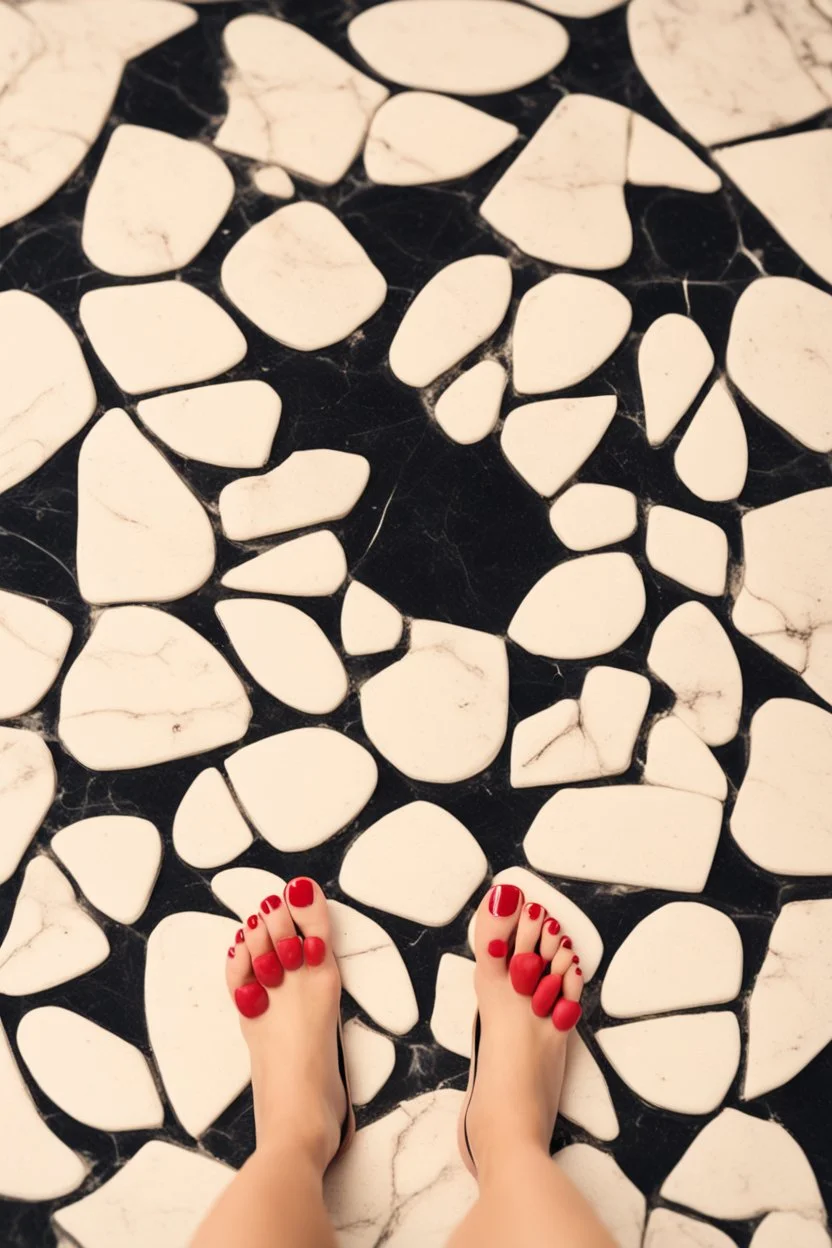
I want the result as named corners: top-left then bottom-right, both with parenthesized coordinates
top-left (258, 888), bottom-right (303, 972)
top-left (550, 938), bottom-right (578, 978)
top-left (552, 964), bottom-right (584, 1032)
top-left (284, 876), bottom-right (335, 970)
top-left (474, 882), bottom-right (525, 973)
top-left (539, 917), bottom-right (563, 963)
top-left (244, 911), bottom-right (285, 989)
top-left (514, 901), bottom-right (548, 954)
top-left (226, 930), bottom-right (269, 1019)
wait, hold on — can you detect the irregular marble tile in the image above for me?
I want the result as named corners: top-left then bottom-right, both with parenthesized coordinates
top-left (389, 255), bottom-right (512, 388)
top-left (501, 396), bottom-right (618, 497)
top-left (529, 0), bottom-right (626, 13)
top-left (221, 531), bottom-right (347, 597)
top-left (0, 1018), bottom-right (86, 1199)
top-left (524, 786), bottom-right (722, 892)
top-left (360, 619), bottom-right (508, 782)
top-left (221, 203), bottom-right (386, 351)
top-left (210, 867), bottom-right (286, 920)
top-left (226, 728), bottom-right (377, 852)
top-left (647, 602), bottom-right (742, 746)
top-left (433, 359), bottom-right (506, 445)
top-left (597, 1012), bottom-right (740, 1114)
top-left (340, 582), bottom-right (404, 656)
top-left (675, 379), bottom-right (748, 503)
top-left (53, 1140), bottom-right (234, 1248)
top-left (732, 488), bottom-right (832, 703)
top-left (17, 1006), bottom-right (163, 1131)
top-left (743, 899), bottom-right (832, 1100)
top-left (216, 598), bottom-right (348, 715)
top-left (340, 801), bottom-right (487, 925)
top-left (59, 606), bottom-right (251, 770)
top-left (252, 165), bottom-right (295, 199)
top-left (645, 505), bottom-right (729, 597)
top-left (643, 715), bottom-right (728, 802)
top-left (509, 553), bottom-right (646, 660)
top-left (82, 124), bottom-right (233, 276)
top-left (0, 727), bottom-right (56, 885)
top-left (365, 92), bottom-right (517, 186)
top-left (555, 1144), bottom-right (646, 1248)
top-left (661, 1108), bottom-right (825, 1220)
top-left (215, 13), bottom-right (388, 185)
top-left (79, 281), bottom-right (247, 395)
top-left (512, 273), bottom-right (632, 394)
top-left (77, 409), bottom-right (215, 605)
top-left (752, 1213), bottom-right (832, 1248)
top-left (173, 767), bottom-right (253, 869)
top-left (644, 1209), bottom-right (738, 1248)
top-left (328, 900), bottom-right (419, 1035)
top-left (0, 591), bottom-right (71, 719)
top-left (626, 113), bottom-right (720, 193)
top-left (136, 380), bottom-right (281, 469)
top-left (732, 699), bottom-right (832, 875)
top-left (51, 815), bottom-right (161, 925)
top-left (0, 0), bottom-right (196, 229)
top-left (510, 665), bottom-right (650, 788)
top-left (347, 0), bottom-right (568, 95)
top-left (638, 313), bottom-right (714, 448)
top-left (0, 291), bottom-right (96, 497)
top-left (430, 953), bottom-right (476, 1057)
top-left (549, 483), bottom-right (637, 552)
top-left (145, 911), bottom-right (249, 1137)
top-left (0, 857), bottom-right (109, 996)
top-left (560, 1033), bottom-right (619, 1143)
top-left (220, 449), bottom-right (370, 542)
top-left (727, 278), bottom-right (832, 452)
top-left (343, 1019), bottom-right (396, 1107)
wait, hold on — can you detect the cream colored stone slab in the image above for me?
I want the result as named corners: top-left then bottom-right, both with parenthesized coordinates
top-left (627, 113), bottom-right (720, 192)
top-left (221, 532), bottom-right (347, 597)
top-left (675, 379), bottom-right (748, 502)
top-left (549, 483), bottom-right (637, 551)
top-left (59, 606), bottom-right (251, 770)
top-left (390, 255), bottom-right (511, 388)
top-left (365, 92), bottom-right (517, 185)
top-left (145, 911), bottom-right (249, 1136)
top-left (210, 867), bottom-right (286, 920)
top-left (54, 1140), bottom-right (234, 1248)
top-left (648, 602), bottom-right (742, 746)
top-left (226, 728), bottom-right (377, 852)
top-left (501, 396), bottom-right (617, 497)
top-left (136, 380), bottom-right (281, 469)
top-left (341, 801), bottom-right (487, 926)
top-left (561, 1032), bottom-right (619, 1142)
top-left (0, 591), bottom-right (71, 718)
top-left (509, 553), bottom-right (645, 660)
top-left (555, 1144), bottom-right (646, 1248)
top-left (430, 953), bottom-right (476, 1057)
top-left (222, 203), bottom-right (386, 351)
top-left (525, 785), bottom-right (722, 892)
top-left (643, 716), bottom-right (728, 802)
top-left (0, 728), bottom-right (56, 885)
top-left (0, 857), bottom-right (109, 996)
top-left (220, 449), bottom-right (370, 541)
top-left (644, 1209), bottom-right (738, 1248)
top-left (328, 900), bottom-right (418, 1035)
top-left (173, 767), bottom-right (253, 869)
top-left (82, 124), bottom-right (233, 276)
top-left (79, 281), bottom-right (246, 395)
top-left (0, 291), bottom-right (96, 496)
top-left (51, 815), bottom-right (161, 924)
top-left (216, 598), bottom-right (348, 714)
top-left (18, 1006), bottom-right (163, 1131)
top-left (638, 313), bottom-right (713, 447)
top-left (215, 14), bottom-right (387, 185)
top-left (341, 582), bottom-right (403, 656)
top-left (361, 619), bottom-right (508, 783)
top-left (752, 1213), bottom-right (832, 1248)
top-left (661, 1108), bottom-right (825, 1220)
top-left (343, 1019), bottom-right (396, 1107)
top-left (348, 0), bottom-right (568, 94)
top-left (252, 166), bottom-right (294, 199)
top-left (645, 505), bottom-right (728, 597)
top-left (434, 359), bottom-right (506, 445)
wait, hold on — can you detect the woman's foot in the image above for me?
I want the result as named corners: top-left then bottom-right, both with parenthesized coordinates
top-left (460, 883), bottom-right (584, 1177)
top-left (225, 877), bottom-right (350, 1172)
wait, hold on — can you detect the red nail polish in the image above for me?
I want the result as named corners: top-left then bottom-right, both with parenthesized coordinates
top-left (532, 973), bottom-right (562, 1018)
top-left (247, 914), bottom-right (259, 929)
top-left (575, 968), bottom-right (583, 977)
top-left (487, 938), bottom-right (508, 958)
top-left (527, 903), bottom-right (543, 921)
top-left (552, 999), bottom-right (582, 1032)
top-left (546, 919), bottom-right (560, 936)
top-left (235, 982), bottom-right (269, 1018)
top-left (227, 947), bottom-right (235, 959)
top-left (572, 955), bottom-right (580, 964)
top-left (277, 935), bottom-right (303, 970)
top-left (561, 936), bottom-right (572, 949)
top-left (287, 878), bottom-right (314, 907)
top-left (261, 895), bottom-right (282, 914)
top-left (304, 936), bottom-right (326, 966)
top-left (489, 884), bottom-right (521, 917)
top-left (252, 951), bottom-right (284, 988)
top-left (235, 929), bottom-right (245, 944)
top-left (509, 952), bottom-right (546, 996)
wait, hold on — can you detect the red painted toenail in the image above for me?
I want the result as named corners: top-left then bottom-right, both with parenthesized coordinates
top-left (546, 919), bottom-right (560, 936)
top-left (552, 999), bottom-right (582, 1032)
top-left (561, 936), bottom-right (572, 949)
top-left (277, 935), bottom-right (303, 970)
top-left (247, 914), bottom-right (259, 929)
top-left (227, 947), bottom-right (235, 959)
top-left (572, 955), bottom-right (580, 964)
top-left (527, 903), bottom-right (543, 920)
top-left (575, 968), bottom-right (583, 977)
top-left (489, 884), bottom-right (521, 917)
top-left (288, 878), bottom-right (314, 907)
top-left (304, 937), bottom-right (326, 966)
top-left (532, 973), bottom-right (562, 1018)
top-left (509, 952), bottom-right (546, 996)
top-left (252, 951), bottom-right (284, 988)
top-left (261, 895), bottom-right (282, 914)
top-left (235, 982), bottom-right (269, 1018)
top-left (235, 929), bottom-right (245, 943)
top-left (487, 939), bottom-right (508, 958)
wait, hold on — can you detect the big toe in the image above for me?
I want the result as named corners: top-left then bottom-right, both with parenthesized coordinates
top-left (285, 876), bottom-right (335, 970)
top-left (474, 882), bottom-right (525, 975)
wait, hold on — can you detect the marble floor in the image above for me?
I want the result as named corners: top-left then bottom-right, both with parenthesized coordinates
top-left (1, 0), bottom-right (831, 1245)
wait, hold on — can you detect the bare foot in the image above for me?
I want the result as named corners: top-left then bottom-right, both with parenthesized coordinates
top-left (460, 883), bottom-right (584, 1177)
top-left (225, 876), bottom-right (350, 1172)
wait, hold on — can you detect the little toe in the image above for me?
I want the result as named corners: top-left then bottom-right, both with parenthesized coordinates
top-left (539, 917), bottom-right (563, 963)
top-left (552, 964), bottom-right (584, 1032)
top-left (550, 939), bottom-right (579, 978)
top-left (226, 932), bottom-right (269, 1019)
top-left (284, 876), bottom-right (335, 970)
top-left (514, 901), bottom-right (548, 954)
top-left (474, 882), bottom-right (525, 973)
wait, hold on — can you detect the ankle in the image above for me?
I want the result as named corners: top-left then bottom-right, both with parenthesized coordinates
top-left (473, 1128), bottom-right (552, 1185)
top-left (254, 1095), bottom-right (341, 1173)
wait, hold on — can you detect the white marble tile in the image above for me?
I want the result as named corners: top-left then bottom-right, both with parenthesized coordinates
top-left (360, 619), bottom-right (508, 782)
top-left (225, 727), bottom-right (377, 852)
top-left (433, 359), bottom-right (506, 445)
top-left (343, 1019), bottom-right (396, 1107)
top-left (549, 483), bottom-right (637, 552)
top-left (647, 602), bottom-right (742, 746)
top-left (0, 590), bottom-right (71, 719)
top-left (347, 0), bottom-right (568, 94)
top-left (509, 553), bottom-right (645, 659)
top-left (216, 598), bottom-right (348, 714)
top-left (77, 409), bottom-right (215, 605)
top-left (626, 113), bottom-right (720, 192)
top-left (340, 801), bottom-right (487, 926)
top-left (340, 582), bottom-right (404, 656)
top-left (0, 727), bottom-right (56, 885)
top-left (644, 1209), bottom-right (737, 1248)
top-left (17, 1005), bottom-right (163, 1131)
top-left (645, 505), bottom-right (729, 597)
top-left (215, 13), bottom-right (387, 185)
top-left (221, 202), bottom-right (386, 351)
top-left (555, 1144), bottom-right (646, 1248)
top-left (389, 255), bottom-right (512, 388)
top-left (210, 867), bottom-right (286, 920)
top-left (221, 532), bottom-right (347, 597)
top-left (136, 380), bottom-right (281, 469)
top-left (145, 911), bottom-right (249, 1137)
top-left (643, 715), bottom-right (728, 802)
top-left (328, 900), bottom-right (418, 1035)
top-left (0, 291), bottom-right (96, 497)
top-left (752, 1212), bottom-right (832, 1248)
top-left (638, 313), bottom-right (713, 448)
top-left (675, 379), bottom-right (748, 503)
top-left (220, 449), bottom-right (370, 541)
top-left (528, 0), bottom-right (625, 13)
top-left (525, 785), bottom-right (722, 892)
top-left (560, 1032), bottom-right (619, 1142)
top-left (430, 953), bottom-right (476, 1057)
top-left (252, 165), bottom-right (294, 199)
top-left (365, 91), bottom-right (517, 185)
top-left (59, 606), bottom-right (251, 770)
top-left (501, 395), bottom-right (618, 496)
top-left (173, 767), bottom-right (253, 869)
top-left (0, 856), bottom-right (109, 996)
top-left (51, 815), bottom-right (161, 925)
top-left (82, 124), bottom-right (233, 276)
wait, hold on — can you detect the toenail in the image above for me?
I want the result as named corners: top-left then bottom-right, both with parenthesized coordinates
top-left (575, 967), bottom-right (583, 977)
top-left (287, 877), bottom-right (314, 907)
top-left (277, 935), bottom-right (304, 970)
top-left (261, 895), bottom-right (282, 914)
top-left (304, 936), bottom-right (326, 966)
top-left (510, 952), bottom-right (545, 996)
top-left (552, 999), bottom-right (582, 1032)
top-left (527, 903), bottom-right (543, 920)
top-left (253, 951), bottom-right (284, 988)
top-left (572, 955), bottom-right (580, 964)
top-left (546, 919), bottom-right (560, 936)
top-left (235, 928), bottom-right (245, 943)
top-left (227, 947), bottom-right (235, 959)
top-left (532, 973), bottom-right (562, 1018)
top-left (488, 884), bottom-right (520, 917)
top-left (235, 982), bottom-right (269, 1019)
top-left (247, 914), bottom-right (259, 929)
top-left (561, 936), bottom-right (572, 949)
top-left (487, 939), bottom-right (508, 958)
